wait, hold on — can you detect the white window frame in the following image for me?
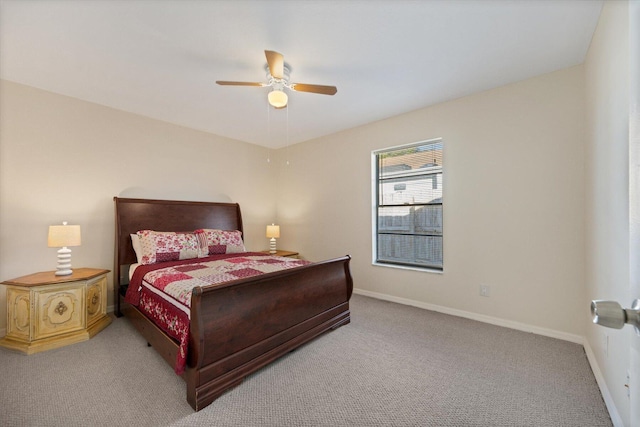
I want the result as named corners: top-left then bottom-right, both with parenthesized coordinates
top-left (371, 138), bottom-right (444, 273)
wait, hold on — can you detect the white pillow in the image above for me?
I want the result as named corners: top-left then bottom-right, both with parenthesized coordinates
top-left (131, 233), bottom-right (143, 264)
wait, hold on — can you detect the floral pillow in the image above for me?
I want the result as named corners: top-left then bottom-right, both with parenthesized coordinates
top-left (136, 230), bottom-right (200, 265)
top-left (194, 229), bottom-right (246, 256)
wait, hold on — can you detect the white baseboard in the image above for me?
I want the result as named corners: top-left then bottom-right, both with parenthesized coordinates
top-left (353, 288), bottom-right (584, 344)
top-left (583, 341), bottom-right (624, 427)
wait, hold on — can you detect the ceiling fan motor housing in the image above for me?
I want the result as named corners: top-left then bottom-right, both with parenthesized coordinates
top-left (265, 63), bottom-right (292, 90)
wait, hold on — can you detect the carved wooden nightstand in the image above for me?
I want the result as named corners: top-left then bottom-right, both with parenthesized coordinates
top-left (0, 268), bottom-right (111, 354)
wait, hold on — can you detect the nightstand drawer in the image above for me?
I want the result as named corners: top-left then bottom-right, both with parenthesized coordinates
top-left (34, 284), bottom-right (85, 339)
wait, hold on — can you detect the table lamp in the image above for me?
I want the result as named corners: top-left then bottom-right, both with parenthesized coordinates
top-left (48, 221), bottom-right (82, 276)
top-left (266, 224), bottom-right (280, 254)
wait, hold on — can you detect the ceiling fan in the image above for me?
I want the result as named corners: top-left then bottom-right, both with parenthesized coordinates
top-left (216, 50), bottom-right (337, 109)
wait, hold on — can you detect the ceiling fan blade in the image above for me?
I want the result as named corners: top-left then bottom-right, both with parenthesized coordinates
top-left (291, 83), bottom-right (337, 96)
top-left (216, 81), bottom-right (265, 87)
top-left (265, 50), bottom-right (284, 79)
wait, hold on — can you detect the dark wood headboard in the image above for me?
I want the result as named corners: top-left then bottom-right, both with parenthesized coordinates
top-left (113, 197), bottom-right (243, 315)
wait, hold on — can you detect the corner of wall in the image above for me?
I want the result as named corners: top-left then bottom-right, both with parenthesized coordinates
top-left (583, 339), bottom-right (624, 427)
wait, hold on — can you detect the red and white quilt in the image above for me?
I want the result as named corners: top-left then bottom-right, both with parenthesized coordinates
top-left (125, 253), bottom-right (310, 374)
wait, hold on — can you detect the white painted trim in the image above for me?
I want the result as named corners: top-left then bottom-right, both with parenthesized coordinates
top-left (107, 304), bottom-right (114, 314)
top-left (372, 262), bottom-right (443, 275)
top-left (353, 288), bottom-right (584, 344)
top-left (584, 341), bottom-right (624, 427)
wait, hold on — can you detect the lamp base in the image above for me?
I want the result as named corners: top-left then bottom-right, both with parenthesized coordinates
top-left (269, 238), bottom-right (277, 254)
top-left (55, 269), bottom-right (73, 276)
top-left (55, 247), bottom-right (73, 276)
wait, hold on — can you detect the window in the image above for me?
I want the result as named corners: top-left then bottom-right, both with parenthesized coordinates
top-left (373, 139), bottom-right (443, 270)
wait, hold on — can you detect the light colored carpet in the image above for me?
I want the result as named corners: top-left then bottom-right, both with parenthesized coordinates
top-left (0, 294), bottom-right (611, 426)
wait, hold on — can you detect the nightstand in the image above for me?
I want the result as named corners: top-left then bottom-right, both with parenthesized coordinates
top-left (261, 250), bottom-right (299, 258)
top-left (0, 268), bottom-right (111, 354)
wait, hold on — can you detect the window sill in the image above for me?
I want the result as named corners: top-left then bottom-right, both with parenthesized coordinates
top-left (372, 262), bottom-right (443, 274)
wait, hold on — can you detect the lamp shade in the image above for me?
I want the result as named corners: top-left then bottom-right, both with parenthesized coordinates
top-left (266, 224), bottom-right (280, 239)
top-left (48, 222), bottom-right (81, 247)
top-left (268, 90), bottom-right (288, 108)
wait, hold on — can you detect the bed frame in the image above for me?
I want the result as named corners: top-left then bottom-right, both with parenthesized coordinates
top-left (113, 197), bottom-right (353, 411)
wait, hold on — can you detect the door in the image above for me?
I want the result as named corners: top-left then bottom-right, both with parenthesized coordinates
top-left (629, 1), bottom-right (639, 425)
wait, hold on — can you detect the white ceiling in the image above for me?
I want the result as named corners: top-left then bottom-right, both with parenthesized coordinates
top-left (0, 0), bottom-right (602, 149)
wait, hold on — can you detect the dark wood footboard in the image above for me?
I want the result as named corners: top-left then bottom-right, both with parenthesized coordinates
top-left (186, 255), bottom-right (352, 410)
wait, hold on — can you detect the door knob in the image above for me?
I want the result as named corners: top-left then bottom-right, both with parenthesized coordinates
top-left (591, 299), bottom-right (640, 335)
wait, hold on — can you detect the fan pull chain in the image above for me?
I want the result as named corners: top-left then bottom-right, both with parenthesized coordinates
top-left (285, 105), bottom-right (290, 166)
top-left (266, 101), bottom-right (271, 164)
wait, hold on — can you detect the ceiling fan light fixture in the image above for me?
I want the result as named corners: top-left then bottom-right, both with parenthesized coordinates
top-left (216, 50), bottom-right (337, 109)
top-left (268, 89), bottom-right (288, 108)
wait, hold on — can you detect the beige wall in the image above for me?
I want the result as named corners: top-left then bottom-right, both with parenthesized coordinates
top-left (276, 65), bottom-right (586, 337)
top-left (584, 1), bottom-right (631, 425)
top-left (0, 80), bottom-right (277, 333)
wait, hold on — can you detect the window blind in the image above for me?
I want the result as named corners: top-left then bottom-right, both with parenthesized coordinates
top-left (375, 140), bottom-right (443, 270)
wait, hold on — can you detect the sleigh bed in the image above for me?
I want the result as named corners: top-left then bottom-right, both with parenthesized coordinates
top-left (113, 197), bottom-right (353, 411)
